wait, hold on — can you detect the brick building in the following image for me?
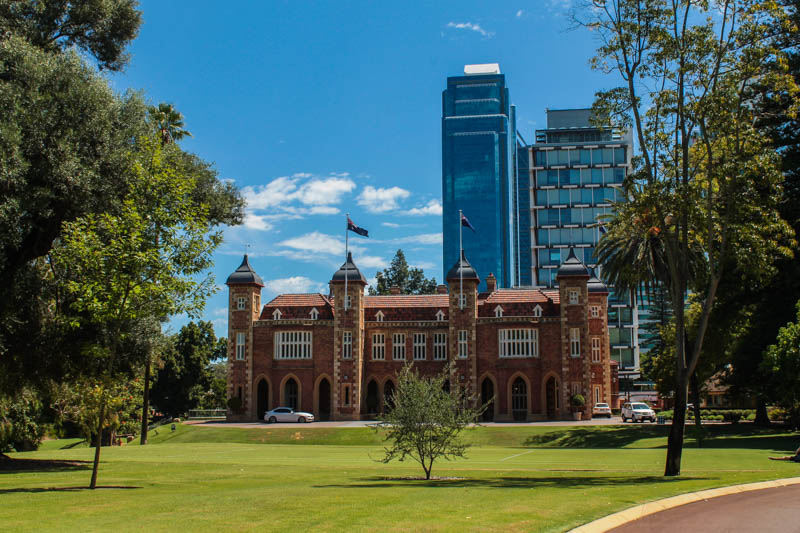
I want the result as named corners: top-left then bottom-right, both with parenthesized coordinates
top-left (225, 249), bottom-right (615, 422)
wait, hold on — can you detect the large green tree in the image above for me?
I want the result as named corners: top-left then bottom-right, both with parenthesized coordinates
top-left (581, 0), bottom-right (796, 475)
top-left (761, 300), bottom-right (800, 428)
top-left (369, 250), bottom-right (437, 295)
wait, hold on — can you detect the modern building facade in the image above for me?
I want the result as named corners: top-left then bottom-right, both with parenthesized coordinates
top-left (441, 63), bottom-right (529, 291)
top-left (526, 108), bottom-right (641, 377)
top-left (225, 251), bottom-right (616, 422)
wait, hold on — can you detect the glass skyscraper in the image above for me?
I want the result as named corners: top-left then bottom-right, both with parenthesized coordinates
top-left (527, 109), bottom-right (640, 375)
top-left (441, 64), bottom-right (528, 290)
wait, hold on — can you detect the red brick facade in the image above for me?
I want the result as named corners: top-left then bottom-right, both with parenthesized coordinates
top-left (226, 251), bottom-right (612, 421)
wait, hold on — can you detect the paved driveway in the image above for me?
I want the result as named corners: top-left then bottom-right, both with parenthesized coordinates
top-left (187, 417), bottom-right (637, 428)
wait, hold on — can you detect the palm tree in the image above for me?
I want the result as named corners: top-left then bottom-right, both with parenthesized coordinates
top-left (148, 103), bottom-right (192, 145)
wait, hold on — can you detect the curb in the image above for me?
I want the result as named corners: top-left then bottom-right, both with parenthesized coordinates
top-left (568, 476), bottom-right (800, 533)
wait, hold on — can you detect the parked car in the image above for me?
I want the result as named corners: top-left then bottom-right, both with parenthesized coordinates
top-left (621, 402), bottom-right (656, 423)
top-left (592, 402), bottom-right (612, 418)
top-left (264, 407), bottom-right (314, 423)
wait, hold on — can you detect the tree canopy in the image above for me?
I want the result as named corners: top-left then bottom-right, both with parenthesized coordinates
top-left (369, 250), bottom-right (437, 295)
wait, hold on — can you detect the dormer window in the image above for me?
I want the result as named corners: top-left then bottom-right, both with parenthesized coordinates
top-left (236, 296), bottom-right (246, 310)
top-left (375, 310), bottom-right (384, 322)
top-left (533, 305), bottom-right (542, 318)
top-left (436, 309), bottom-right (445, 321)
top-left (272, 308), bottom-right (282, 320)
top-left (310, 308), bottom-right (319, 320)
top-left (494, 305), bottom-right (503, 318)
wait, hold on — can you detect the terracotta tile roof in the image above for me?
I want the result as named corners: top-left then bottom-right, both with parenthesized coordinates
top-left (481, 289), bottom-right (552, 304)
top-left (541, 289), bottom-right (560, 304)
top-left (364, 295), bottom-right (449, 308)
top-left (264, 293), bottom-right (332, 307)
top-left (261, 293), bottom-right (334, 320)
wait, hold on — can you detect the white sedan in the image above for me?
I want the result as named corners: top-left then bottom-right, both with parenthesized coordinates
top-left (592, 402), bottom-right (612, 418)
top-left (264, 407), bottom-right (314, 423)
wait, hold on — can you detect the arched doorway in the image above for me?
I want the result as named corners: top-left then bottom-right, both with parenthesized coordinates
top-left (512, 377), bottom-right (527, 421)
top-left (366, 380), bottom-right (379, 414)
top-left (481, 378), bottom-right (495, 421)
top-left (256, 379), bottom-right (269, 421)
top-left (285, 378), bottom-right (299, 411)
top-left (442, 379), bottom-right (450, 394)
top-left (383, 380), bottom-right (395, 412)
top-left (318, 378), bottom-right (331, 421)
top-left (546, 376), bottom-right (559, 419)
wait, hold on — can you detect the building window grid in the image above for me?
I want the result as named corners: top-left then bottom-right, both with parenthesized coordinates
top-left (236, 296), bottom-right (246, 310)
top-left (499, 328), bottom-right (539, 358)
top-left (413, 333), bottom-right (426, 360)
top-left (570, 328), bottom-right (581, 357)
top-left (372, 334), bottom-right (385, 360)
top-left (459, 293), bottom-right (467, 309)
top-left (274, 331), bottom-right (312, 359)
top-left (392, 333), bottom-right (406, 361)
top-left (591, 305), bottom-right (600, 318)
top-left (458, 330), bottom-right (468, 358)
top-left (434, 333), bottom-right (448, 360)
top-left (342, 331), bottom-right (352, 359)
top-left (591, 336), bottom-right (602, 362)
top-left (235, 332), bottom-right (245, 360)
top-left (569, 289), bottom-right (579, 305)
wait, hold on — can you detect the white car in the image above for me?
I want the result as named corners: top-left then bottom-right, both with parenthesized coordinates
top-left (592, 402), bottom-right (612, 418)
top-left (264, 407), bottom-right (314, 424)
top-left (621, 402), bottom-right (656, 423)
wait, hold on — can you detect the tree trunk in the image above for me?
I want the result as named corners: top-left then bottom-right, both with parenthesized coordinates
top-left (691, 371), bottom-right (703, 445)
top-left (89, 399), bottom-right (106, 489)
top-left (140, 351), bottom-right (151, 445)
top-left (665, 377), bottom-right (688, 476)
top-left (754, 397), bottom-right (770, 427)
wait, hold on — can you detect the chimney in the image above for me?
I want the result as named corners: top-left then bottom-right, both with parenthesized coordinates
top-left (389, 286), bottom-right (401, 295)
top-left (486, 273), bottom-right (497, 293)
top-left (437, 284), bottom-right (448, 294)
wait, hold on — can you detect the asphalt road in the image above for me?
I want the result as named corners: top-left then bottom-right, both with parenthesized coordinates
top-left (609, 484), bottom-right (800, 533)
top-left (187, 416), bottom-right (632, 428)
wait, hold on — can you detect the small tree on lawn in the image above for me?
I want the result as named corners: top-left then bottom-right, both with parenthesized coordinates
top-left (376, 364), bottom-right (486, 480)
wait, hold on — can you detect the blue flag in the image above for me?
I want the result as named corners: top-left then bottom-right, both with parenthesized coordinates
top-left (461, 213), bottom-right (476, 233)
top-left (347, 216), bottom-right (369, 237)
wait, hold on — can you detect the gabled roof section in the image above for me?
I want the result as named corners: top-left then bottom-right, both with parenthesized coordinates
top-left (331, 252), bottom-right (367, 284)
top-left (482, 289), bottom-right (550, 304)
top-left (225, 255), bottom-right (264, 286)
top-left (364, 295), bottom-right (450, 308)
top-left (556, 248), bottom-right (590, 279)
top-left (446, 250), bottom-right (479, 282)
top-left (260, 293), bottom-right (334, 320)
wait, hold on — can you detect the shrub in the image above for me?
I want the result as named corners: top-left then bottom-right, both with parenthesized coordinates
top-left (226, 396), bottom-right (242, 412)
top-left (570, 394), bottom-right (585, 410)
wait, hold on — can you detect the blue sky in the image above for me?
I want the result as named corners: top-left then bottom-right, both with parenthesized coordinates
top-left (108, 0), bottom-right (614, 337)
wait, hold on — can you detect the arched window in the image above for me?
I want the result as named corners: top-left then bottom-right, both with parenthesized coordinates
top-left (284, 378), bottom-right (299, 410)
top-left (511, 377), bottom-right (527, 421)
top-left (310, 308), bottom-right (319, 320)
top-left (533, 305), bottom-right (542, 318)
top-left (272, 308), bottom-right (282, 320)
top-left (494, 305), bottom-right (503, 318)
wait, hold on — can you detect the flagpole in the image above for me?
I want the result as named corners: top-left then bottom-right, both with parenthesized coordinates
top-left (345, 213), bottom-right (349, 321)
top-left (459, 209), bottom-right (463, 310)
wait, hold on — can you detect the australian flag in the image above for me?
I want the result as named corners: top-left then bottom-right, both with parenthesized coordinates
top-left (461, 212), bottom-right (476, 233)
top-left (347, 216), bottom-right (369, 237)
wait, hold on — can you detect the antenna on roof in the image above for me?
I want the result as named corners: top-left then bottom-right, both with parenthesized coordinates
top-left (245, 243), bottom-right (251, 256)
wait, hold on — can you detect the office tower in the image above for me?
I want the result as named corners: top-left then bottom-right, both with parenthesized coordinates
top-left (441, 63), bottom-right (527, 291)
top-left (528, 108), bottom-right (640, 376)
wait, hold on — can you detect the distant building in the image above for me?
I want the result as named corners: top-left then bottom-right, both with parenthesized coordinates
top-left (441, 63), bottom-right (529, 291)
top-left (225, 250), bottom-right (614, 422)
top-left (526, 108), bottom-right (641, 377)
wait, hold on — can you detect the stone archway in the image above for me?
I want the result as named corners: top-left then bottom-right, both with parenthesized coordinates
top-left (365, 379), bottom-right (379, 414)
top-left (284, 378), bottom-right (299, 411)
top-left (382, 379), bottom-right (396, 413)
top-left (481, 377), bottom-right (495, 421)
top-left (511, 377), bottom-right (528, 421)
top-left (317, 378), bottom-right (331, 421)
top-left (545, 376), bottom-right (560, 419)
top-left (256, 379), bottom-right (269, 421)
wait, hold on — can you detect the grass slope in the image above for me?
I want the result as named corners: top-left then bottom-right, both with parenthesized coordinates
top-left (2, 424), bottom-right (798, 532)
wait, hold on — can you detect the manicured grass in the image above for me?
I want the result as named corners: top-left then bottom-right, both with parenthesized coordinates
top-left (2, 424), bottom-right (798, 532)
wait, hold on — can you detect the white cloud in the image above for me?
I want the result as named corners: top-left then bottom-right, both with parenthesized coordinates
top-left (516, 9), bottom-right (523, 18)
top-left (243, 176), bottom-right (298, 210)
top-left (242, 213), bottom-right (273, 231)
top-left (309, 206), bottom-right (340, 215)
top-left (244, 174), bottom-right (355, 209)
top-left (358, 255), bottom-right (389, 268)
top-left (446, 22), bottom-right (494, 38)
top-left (357, 186), bottom-right (411, 213)
top-left (547, 0), bottom-right (572, 14)
top-left (403, 199), bottom-right (442, 216)
top-left (410, 260), bottom-right (437, 270)
top-left (264, 276), bottom-right (326, 294)
top-left (382, 222), bottom-right (401, 228)
top-left (392, 233), bottom-right (443, 246)
top-left (294, 178), bottom-right (355, 206)
top-left (279, 231), bottom-right (344, 256)
top-left (213, 307), bottom-right (228, 317)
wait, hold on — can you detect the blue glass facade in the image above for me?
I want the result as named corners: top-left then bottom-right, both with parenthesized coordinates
top-left (442, 70), bottom-right (522, 291)
top-left (528, 109), bottom-right (640, 374)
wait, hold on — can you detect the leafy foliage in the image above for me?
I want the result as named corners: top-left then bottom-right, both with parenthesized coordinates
top-left (369, 250), bottom-right (437, 295)
top-left (376, 365), bottom-right (485, 480)
top-left (0, 389), bottom-right (45, 453)
top-left (762, 300), bottom-right (800, 429)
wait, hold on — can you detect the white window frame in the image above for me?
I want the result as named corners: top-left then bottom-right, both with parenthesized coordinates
top-left (591, 305), bottom-right (600, 318)
top-left (533, 305), bottom-right (542, 318)
top-left (458, 330), bottom-right (468, 358)
top-left (434, 333), bottom-right (447, 360)
top-left (236, 332), bottom-right (245, 360)
top-left (591, 336), bottom-right (601, 362)
top-left (372, 333), bottom-right (385, 360)
top-left (272, 308), bottom-right (282, 320)
top-left (413, 333), bottom-right (426, 360)
top-left (345, 294), bottom-right (352, 310)
top-left (570, 327), bottom-right (581, 357)
top-left (594, 385), bottom-right (601, 405)
top-left (494, 305), bottom-right (503, 318)
top-left (569, 289), bottom-right (579, 305)
top-left (459, 293), bottom-right (467, 309)
top-left (392, 333), bottom-right (406, 361)
top-left (375, 310), bottom-right (384, 322)
top-left (236, 296), bottom-right (246, 310)
top-left (342, 331), bottom-right (352, 359)
top-left (498, 328), bottom-right (539, 358)
top-left (310, 307), bottom-right (319, 320)
top-left (436, 309), bottom-right (445, 321)
top-left (274, 331), bottom-right (313, 359)
top-left (253, 294), bottom-right (260, 310)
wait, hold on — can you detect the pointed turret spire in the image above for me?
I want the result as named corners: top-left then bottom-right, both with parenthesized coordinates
top-left (225, 254), bottom-right (264, 286)
top-left (556, 248), bottom-right (590, 279)
top-left (446, 250), bottom-right (479, 282)
top-left (332, 252), bottom-right (367, 284)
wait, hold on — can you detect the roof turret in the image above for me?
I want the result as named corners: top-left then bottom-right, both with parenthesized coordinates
top-left (225, 255), bottom-right (264, 286)
top-left (556, 248), bottom-right (590, 279)
top-left (587, 268), bottom-right (609, 293)
top-left (446, 250), bottom-right (479, 282)
top-left (331, 252), bottom-right (367, 284)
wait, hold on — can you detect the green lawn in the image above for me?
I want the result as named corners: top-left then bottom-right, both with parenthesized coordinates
top-left (2, 424), bottom-right (798, 532)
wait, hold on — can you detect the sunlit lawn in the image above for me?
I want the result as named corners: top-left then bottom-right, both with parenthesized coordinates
top-left (2, 424), bottom-right (798, 532)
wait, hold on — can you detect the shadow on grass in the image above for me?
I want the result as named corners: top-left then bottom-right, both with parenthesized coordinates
top-left (0, 459), bottom-right (92, 474)
top-left (0, 485), bottom-right (141, 494)
top-left (315, 475), bottom-right (710, 489)
top-left (523, 426), bottom-right (669, 448)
